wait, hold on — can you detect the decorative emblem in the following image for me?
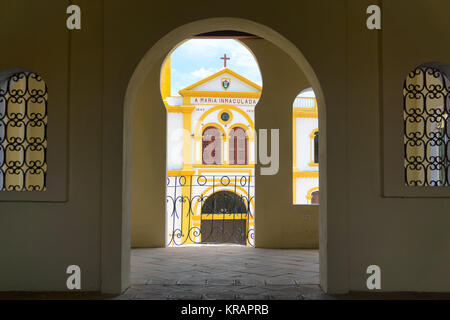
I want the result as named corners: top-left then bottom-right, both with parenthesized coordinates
top-left (221, 112), bottom-right (230, 122)
top-left (219, 110), bottom-right (233, 125)
top-left (222, 78), bottom-right (231, 90)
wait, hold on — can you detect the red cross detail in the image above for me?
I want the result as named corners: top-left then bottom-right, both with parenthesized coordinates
top-left (220, 53), bottom-right (230, 68)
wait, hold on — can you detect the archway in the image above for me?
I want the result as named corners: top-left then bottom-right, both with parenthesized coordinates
top-left (161, 38), bottom-right (261, 248)
top-left (122, 17), bottom-right (329, 293)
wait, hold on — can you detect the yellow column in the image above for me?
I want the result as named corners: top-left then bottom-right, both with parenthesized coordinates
top-left (181, 108), bottom-right (195, 244)
top-left (160, 56), bottom-right (171, 102)
top-left (182, 110), bottom-right (193, 171)
top-left (162, 55), bottom-right (195, 244)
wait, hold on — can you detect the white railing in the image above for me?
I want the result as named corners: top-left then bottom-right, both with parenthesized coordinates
top-left (293, 97), bottom-right (316, 109)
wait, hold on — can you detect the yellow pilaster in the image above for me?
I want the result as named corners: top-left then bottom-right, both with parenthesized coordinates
top-left (183, 96), bottom-right (191, 105)
top-left (248, 136), bottom-right (255, 165)
top-left (182, 111), bottom-right (193, 171)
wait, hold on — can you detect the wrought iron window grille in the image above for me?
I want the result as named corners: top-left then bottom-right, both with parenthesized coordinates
top-left (0, 71), bottom-right (48, 191)
top-left (404, 65), bottom-right (450, 186)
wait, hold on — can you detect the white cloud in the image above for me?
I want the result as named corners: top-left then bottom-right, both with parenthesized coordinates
top-left (190, 67), bottom-right (214, 79)
top-left (230, 44), bottom-right (258, 68)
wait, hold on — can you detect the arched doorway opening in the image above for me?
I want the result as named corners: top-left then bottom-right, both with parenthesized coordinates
top-left (161, 37), bottom-right (261, 247)
top-left (122, 18), bottom-right (329, 294)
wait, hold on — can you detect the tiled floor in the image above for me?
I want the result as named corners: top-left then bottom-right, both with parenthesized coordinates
top-left (2, 246), bottom-right (450, 300)
top-left (119, 245), bottom-right (329, 300)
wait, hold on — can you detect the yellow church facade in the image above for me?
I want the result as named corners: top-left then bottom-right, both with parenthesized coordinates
top-left (161, 58), bottom-right (259, 247)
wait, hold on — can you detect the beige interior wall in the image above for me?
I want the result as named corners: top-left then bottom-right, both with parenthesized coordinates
top-left (1, 0), bottom-right (449, 295)
top-left (129, 38), bottom-right (319, 249)
top-left (0, 0), bottom-right (103, 291)
top-left (347, 0), bottom-right (450, 292)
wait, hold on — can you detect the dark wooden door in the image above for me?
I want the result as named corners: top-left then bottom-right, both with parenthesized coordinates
top-left (201, 219), bottom-right (247, 245)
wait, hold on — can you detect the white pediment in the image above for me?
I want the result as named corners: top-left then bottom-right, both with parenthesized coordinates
top-left (179, 68), bottom-right (261, 95)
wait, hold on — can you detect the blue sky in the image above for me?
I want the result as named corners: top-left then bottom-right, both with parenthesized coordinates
top-left (169, 39), bottom-right (262, 96)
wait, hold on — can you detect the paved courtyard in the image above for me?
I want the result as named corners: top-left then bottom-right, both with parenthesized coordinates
top-left (119, 245), bottom-right (329, 300)
top-left (2, 246), bottom-right (450, 300)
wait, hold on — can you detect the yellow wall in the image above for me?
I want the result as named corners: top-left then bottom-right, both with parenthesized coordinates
top-left (130, 62), bottom-right (166, 247)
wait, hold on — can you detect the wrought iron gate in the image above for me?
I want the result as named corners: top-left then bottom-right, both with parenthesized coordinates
top-left (166, 174), bottom-right (255, 247)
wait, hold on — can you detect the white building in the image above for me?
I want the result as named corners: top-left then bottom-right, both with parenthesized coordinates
top-left (293, 88), bottom-right (319, 205)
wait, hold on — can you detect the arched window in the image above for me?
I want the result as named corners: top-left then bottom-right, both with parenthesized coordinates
top-left (202, 126), bottom-right (222, 165)
top-left (313, 131), bottom-right (319, 164)
top-left (306, 187), bottom-right (319, 205)
top-left (404, 63), bottom-right (450, 186)
top-left (229, 126), bottom-right (247, 165)
top-left (0, 71), bottom-right (47, 191)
